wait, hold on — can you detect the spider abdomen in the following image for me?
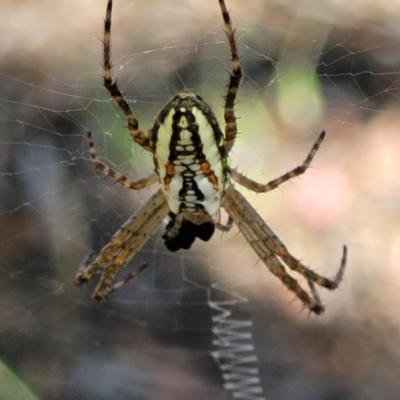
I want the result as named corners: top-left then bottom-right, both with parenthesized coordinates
top-left (150, 91), bottom-right (230, 217)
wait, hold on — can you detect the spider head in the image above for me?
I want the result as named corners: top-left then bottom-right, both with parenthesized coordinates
top-left (162, 212), bottom-right (215, 252)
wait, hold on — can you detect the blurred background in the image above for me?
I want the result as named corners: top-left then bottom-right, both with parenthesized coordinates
top-left (1, 0), bottom-right (400, 399)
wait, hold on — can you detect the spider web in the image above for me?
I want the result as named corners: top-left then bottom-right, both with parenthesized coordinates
top-left (2, 0), bottom-right (400, 399)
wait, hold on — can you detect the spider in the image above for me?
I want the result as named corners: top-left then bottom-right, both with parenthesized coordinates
top-left (75, 0), bottom-right (347, 315)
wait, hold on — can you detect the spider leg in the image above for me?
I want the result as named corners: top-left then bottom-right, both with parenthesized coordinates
top-left (241, 195), bottom-right (347, 289)
top-left (218, 0), bottom-right (242, 154)
top-left (307, 279), bottom-right (323, 308)
top-left (86, 131), bottom-right (158, 189)
top-left (222, 187), bottom-right (346, 314)
top-left (76, 250), bottom-right (96, 278)
top-left (229, 185), bottom-right (346, 288)
top-left (74, 189), bottom-right (169, 301)
top-left (223, 187), bottom-right (323, 314)
top-left (106, 263), bottom-right (149, 296)
top-left (277, 241), bottom-right (347, 290)
top-left (103, 0), bottom-right (150, 150)
top-left (231, 131), bottom-right (326, 193)
top-left (214, 214), bottom-right (234, 232)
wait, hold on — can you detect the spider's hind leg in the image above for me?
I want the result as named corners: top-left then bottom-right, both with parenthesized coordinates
top-left (102, 0), bottom-right (150, 150)
top-left (218, 0), bottom-right (243, 154)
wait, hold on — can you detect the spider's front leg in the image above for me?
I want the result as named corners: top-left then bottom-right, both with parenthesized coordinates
top-left (222, 186), bottom-right (346, 314)
top-left (214, 213), bottom-right (234, 233)
top-left (74, 189), bottom-right (169, 301)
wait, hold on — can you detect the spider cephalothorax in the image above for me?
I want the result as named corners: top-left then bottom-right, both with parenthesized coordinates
top-left (75, 0), bottom-right (346, 314)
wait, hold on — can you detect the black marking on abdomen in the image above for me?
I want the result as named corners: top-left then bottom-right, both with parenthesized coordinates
top-left (168, 107), bottom-right (208, 212)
